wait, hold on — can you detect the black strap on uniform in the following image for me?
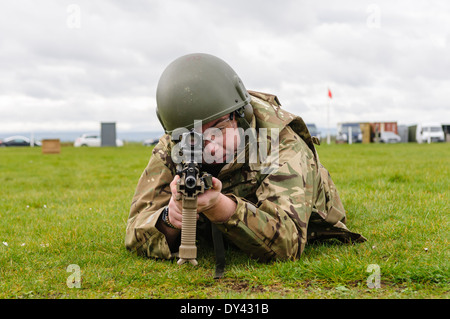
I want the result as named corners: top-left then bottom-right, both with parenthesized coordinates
top-left (211, 222), bottom-right (225, 279)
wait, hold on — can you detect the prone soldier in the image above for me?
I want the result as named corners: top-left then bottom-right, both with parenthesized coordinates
top-left (125, 53), bottom-right (366, 274)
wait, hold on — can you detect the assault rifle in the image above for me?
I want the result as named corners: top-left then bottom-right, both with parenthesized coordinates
top-left (172, 129), bottom-right (213, 266)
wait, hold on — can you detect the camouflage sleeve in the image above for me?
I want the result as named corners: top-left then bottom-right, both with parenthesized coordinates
top-left (214, 126), bottom-right (319, 262)
top-left (124, 148), bottom-right (175, 259)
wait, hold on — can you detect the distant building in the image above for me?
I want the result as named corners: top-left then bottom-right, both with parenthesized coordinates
top-left (442, 124), bottom-right (450, 142)
top-left (339, 121), bottom-right (400, 143)
top-left (370, 122), bottom-right (398, 143)
top-left (408, 125), bottom-right (417, 143)
top-left (101, 122), bottom-right (117, 147)
top-left (397, 125), bottom-right (409, 143)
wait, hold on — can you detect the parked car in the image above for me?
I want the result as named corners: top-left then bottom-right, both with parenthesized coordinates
top-left (74, 133), bottom-right (124, 147)
top-left (306, 123), bottom-right (321, 142)
top-left (336, 123), bottom-right (362, 143)
top-left (379, 131), bottom-right (401, 143)
top-left (0, 135), bottom-right (41, 147)
top-left (143, 137), bottom-right (161, 146)
top-left (416, 123), bottom-right (445, 143)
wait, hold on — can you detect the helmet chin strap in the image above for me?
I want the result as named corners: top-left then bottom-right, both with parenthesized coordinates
top-left (236, 116), bottom-right (250, 130)
top-left (234, 104), bottom-right (253, 130)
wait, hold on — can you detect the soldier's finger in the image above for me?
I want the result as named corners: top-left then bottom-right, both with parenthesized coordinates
top-left (170, 212), bottom-right (182, 228)
top-left (169, 175), bottom-right (179, 193)
top-left (170, 175), bottom-right (182, 199)
top-left (168, 197), bottom-right (182, 215)
top-left (211, 177), bottom-right (222, 191)
top-left (171, 208), bottom-right (182, 222)
top-left (168, 200), bottom-right (182, 224)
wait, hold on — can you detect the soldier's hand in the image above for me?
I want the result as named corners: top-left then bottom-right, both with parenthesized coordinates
top-left (199, 177), bottom-right (237, 223)
top-left (168, 175), bottom-right (202, 229)
top-left (167, 175), bottom-right (183, 229)
top-left (197, 177), bottom-right (222, 213)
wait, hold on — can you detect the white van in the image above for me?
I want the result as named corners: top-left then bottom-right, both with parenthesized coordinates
top-left (416, 123), bottom-right (445, 143)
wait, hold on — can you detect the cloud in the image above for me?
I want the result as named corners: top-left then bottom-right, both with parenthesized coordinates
top-left (0, 0), bottom-right (449, 135)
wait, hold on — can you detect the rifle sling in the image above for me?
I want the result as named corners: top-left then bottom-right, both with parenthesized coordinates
top-left (211, 222), bottom-right (225, 279)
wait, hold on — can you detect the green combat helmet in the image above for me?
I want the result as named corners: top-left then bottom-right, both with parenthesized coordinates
top-left (156, 53), bottom-right (253, 134)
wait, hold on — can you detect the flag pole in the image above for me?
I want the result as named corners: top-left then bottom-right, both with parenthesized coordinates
top-left (327, 88), bottom-right (332, 145)
top-left (327, 98), bottom-right (330, 145)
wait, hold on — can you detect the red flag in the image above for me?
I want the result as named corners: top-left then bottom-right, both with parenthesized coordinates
top-left (328, 89), bottom-right (332, 99)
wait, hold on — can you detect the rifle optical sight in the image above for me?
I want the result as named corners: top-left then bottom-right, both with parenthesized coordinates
top-left (180, 130), bottom-right (203, 150)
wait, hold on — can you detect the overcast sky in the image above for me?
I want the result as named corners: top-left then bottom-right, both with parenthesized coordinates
top-left (0, 0), bottom-right (449, 134)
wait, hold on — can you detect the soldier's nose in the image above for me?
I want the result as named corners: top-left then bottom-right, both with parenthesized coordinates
top-left (204, 140), bottom-right (216, 156)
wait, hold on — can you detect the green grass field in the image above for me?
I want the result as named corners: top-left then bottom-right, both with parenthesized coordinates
top-left (0, 142), bottom-right (448, 299)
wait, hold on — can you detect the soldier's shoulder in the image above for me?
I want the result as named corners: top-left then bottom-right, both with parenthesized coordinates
top-left (248, 90), bottom-right (282, 107)
top-left (151, 134), bottom-right (176, 171)
top-left (248, 90), bottom-right (318, 160)
top-left (249, 90), bottom-right (297, 130)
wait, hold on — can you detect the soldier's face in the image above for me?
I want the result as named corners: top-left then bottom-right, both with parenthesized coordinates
top-left (201, 114), bottom-right (240, 164)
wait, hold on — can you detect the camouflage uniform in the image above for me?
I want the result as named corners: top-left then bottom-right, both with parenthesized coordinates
top-left (125, 91), bottom-right (366, 261)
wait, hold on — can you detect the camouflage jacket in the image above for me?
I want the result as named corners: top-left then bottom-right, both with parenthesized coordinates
top-left (125, 91), bottom-right (366, 261)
